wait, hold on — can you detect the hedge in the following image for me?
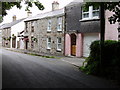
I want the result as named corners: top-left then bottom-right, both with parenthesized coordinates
top-left (81, 40), bottom-right (120, 81)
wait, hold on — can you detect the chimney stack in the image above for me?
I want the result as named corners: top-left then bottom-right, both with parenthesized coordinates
top-left (13, 15), bottom-right (16, 21)
top-left (52, 1), bottom-right (59, 11)
top-left (27, 11), bottom-right (32, 17)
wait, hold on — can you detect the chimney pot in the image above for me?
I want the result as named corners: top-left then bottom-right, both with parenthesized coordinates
top-left (13, 15), bottom-right (16, 21)
top-left (27, 11), bottom-right (32, 17)
top-left (52, 1), bottom-right (59, 11)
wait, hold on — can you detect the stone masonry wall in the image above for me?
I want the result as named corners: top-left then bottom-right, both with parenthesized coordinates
top-left (38, 15), bottom-right (65, 55)
top-left (26, 15), bottom-right (65, 56)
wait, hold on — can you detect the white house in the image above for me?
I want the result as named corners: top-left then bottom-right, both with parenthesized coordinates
top-left (1, 15), bottom-right (26, 49)
top-left (10, 16), bottom-right (26, 49)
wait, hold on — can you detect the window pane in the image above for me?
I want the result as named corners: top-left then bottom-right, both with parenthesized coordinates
top-left (58, 17), bottom-right (62, 23)
top-left (48, 38), bottom-right (51, 42)
top-left (57, 24), bottom-right (62, 30)
top-left (58, 44), bottom-right (61, 50)
top-left (93, 11), bottom-right (99, 17)
top-left (82, 7), bottom-right (89, 12)
top-left (48, 20), bottom-right (51, 30)
top-left (48, 43), bottom-right (51, 48)
top-left (83, 13), bottom-right (89, 18)
top-left (58, 38), bottom-right (61, 43)
top-left (93, 6), bottom-right (99, 10)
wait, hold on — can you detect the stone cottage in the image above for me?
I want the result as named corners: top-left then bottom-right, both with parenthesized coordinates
top-left (0, 23), bottom-right (12, 48)
top-left (23, 1), bottom-right (65, 56)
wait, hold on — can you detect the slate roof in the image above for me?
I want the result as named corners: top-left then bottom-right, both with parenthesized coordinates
top-left (66, 0), bottom-right (83, 7)
top-left (0, 18), bottom-right (26, 29)
top-left (24, 8), bottom-right (64, 22)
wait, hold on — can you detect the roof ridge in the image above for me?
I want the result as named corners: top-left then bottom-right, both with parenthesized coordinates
top-left (36, 8), bottom-right (64, 16)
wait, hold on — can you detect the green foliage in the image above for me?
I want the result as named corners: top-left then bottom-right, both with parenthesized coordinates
top-left (80, 40), bottom-right (120, 82)
top-left (41, 56), bottom-right (56, 58)
top-left (1, 0), bottom-right (44, 16)
top-left (28, 53), bottom-right (56, 59)
top-left (2, 36), bottom-right (11, 41)
top-left (2, 37), bottom-right (6, 40)
top-left (0, 15), bottom-right (3, 23)
top-left (6, 36), bottom-right (11, 41)
top-left (82, 2), bottom-right (100, 12)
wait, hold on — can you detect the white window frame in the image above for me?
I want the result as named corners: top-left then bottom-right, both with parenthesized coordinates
top-left (57, 37), bottom-right (62, 51)
top-left (82, 6), bottom-right (99, 20)
top-left (92, 9), bottom-right (99, 19)
top-left (82, 10), bottom-right (89, 20)
top-left (47, 19), bottom-right (51, 32)
top-left (47, 37), bottom-right (51, 49)
top-left (57, 17), bottom-right (62, 31)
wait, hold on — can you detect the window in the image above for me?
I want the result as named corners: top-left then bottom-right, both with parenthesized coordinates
top-left (57, 37), bottom-right (62, 51)
top-left (82, 8), bottom-right (89, 19)
top-left (31, 36), bottom-right (34, 48)
top-left (25, 22), bottom-right (28, 32)
top-left (92, 6), bottom-right (99, 18)
top-left (57, 17), bottom-right (62, 31)
top-left (82, 6), bottom-right (99, 20)
top-left (47, 37), bottom-right (51, 49)
top-left (31, 21), bottom-right (34, 32)
top-left (47, 19), bottom-right (51, 32)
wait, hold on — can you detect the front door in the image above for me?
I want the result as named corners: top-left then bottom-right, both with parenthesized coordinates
top-left (71, 34), bottom-right (76, 56)
top-left (12, 38), bottom-right (16, 48)
top-left (25, 41), bottom-right (28, 49)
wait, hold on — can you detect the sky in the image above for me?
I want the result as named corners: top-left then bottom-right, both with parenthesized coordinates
top-left (2, 0), bottom-right (74, 24)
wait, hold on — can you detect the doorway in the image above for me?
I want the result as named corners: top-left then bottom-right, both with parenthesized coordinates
top-left (25, 41), bottom-right (28, 49)
top-left (12, 38), bottom-right (16, 48)
top-left (71, 34), bottom-right (76, 56)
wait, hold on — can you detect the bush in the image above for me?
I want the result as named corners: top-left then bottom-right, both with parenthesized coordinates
top-left (81, 40), bottom-right (120, 81)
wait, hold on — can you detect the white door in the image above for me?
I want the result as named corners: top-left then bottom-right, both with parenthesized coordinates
top-left (20, 39), bottom-right (25, 49)
top-left (83, 33), bottom-right (99, 57)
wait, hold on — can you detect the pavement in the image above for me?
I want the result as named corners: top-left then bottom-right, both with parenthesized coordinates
top-left (4, 47), bottom-right (86, 67)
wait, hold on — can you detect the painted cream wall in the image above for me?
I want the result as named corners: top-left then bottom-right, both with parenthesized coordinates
top-left (105, 10), bottom-right (118, 41)
top-left (10, 20), bottom-right (25, 49)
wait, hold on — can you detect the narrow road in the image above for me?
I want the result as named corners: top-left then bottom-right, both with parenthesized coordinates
top-left (1, 49), bottom-right (118, 88)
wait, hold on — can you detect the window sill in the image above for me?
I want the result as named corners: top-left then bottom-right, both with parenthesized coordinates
top-left (57, 30), bottom-right (62, 32)
top-left (57, 49), bottom-right (61, 52)
top-left (47, 30), bottom-right (51, 33)
top-left (79, 18), bottom-right (100, 22)
top-left (47, 48), bottom-right (51, 50)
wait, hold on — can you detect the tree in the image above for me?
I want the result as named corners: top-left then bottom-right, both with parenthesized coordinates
top-left (2, 1), bottom-right (44, 16)
top-left (0, 0), bottom-right (44, 22)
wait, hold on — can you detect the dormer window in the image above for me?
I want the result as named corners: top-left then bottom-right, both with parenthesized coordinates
top-left (82, 5), bottom-right (99, 20)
